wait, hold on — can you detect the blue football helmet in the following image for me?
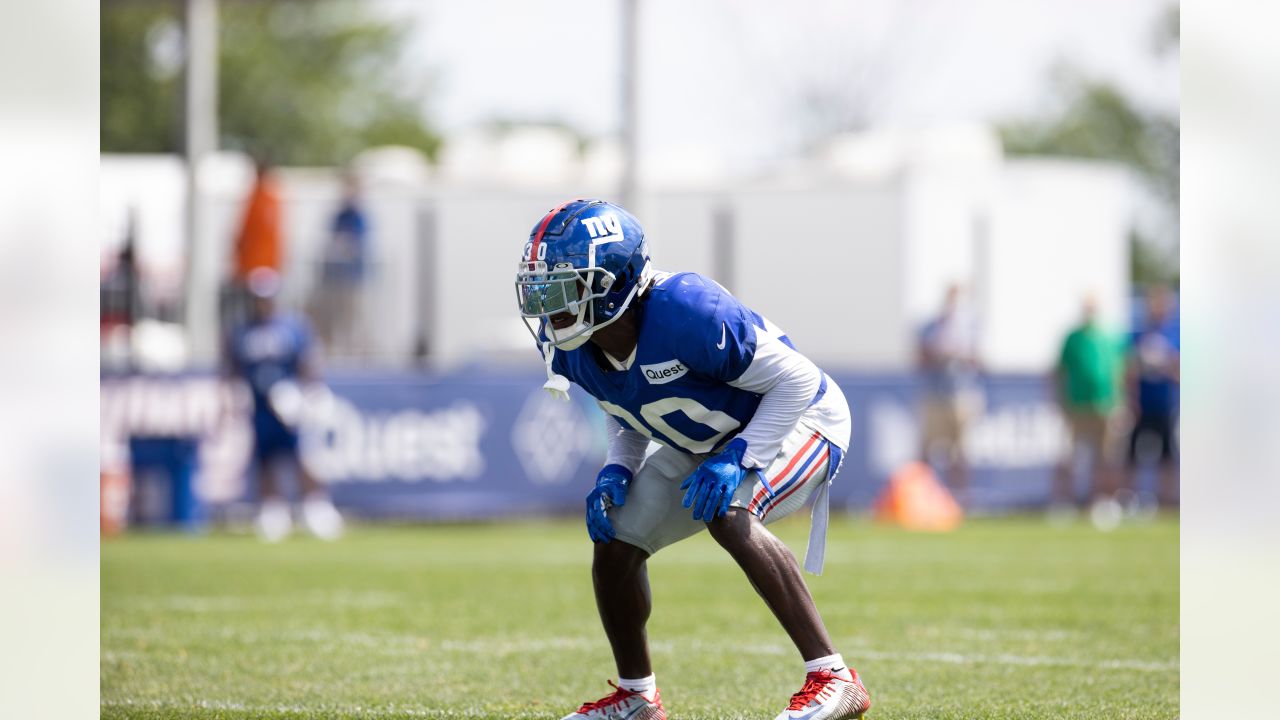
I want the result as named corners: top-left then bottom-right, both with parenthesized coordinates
top-left (515, 199), bottom-right (651, 350)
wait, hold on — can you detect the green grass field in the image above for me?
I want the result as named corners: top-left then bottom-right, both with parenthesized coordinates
top-left (102, 515), bottom-right (1178, 719)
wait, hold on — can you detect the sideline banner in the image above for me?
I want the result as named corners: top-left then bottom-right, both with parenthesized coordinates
top-left (100, 369), bottom-right (1069, 518)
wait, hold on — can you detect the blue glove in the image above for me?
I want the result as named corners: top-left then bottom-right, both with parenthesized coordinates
top-left (585, 464), bottom-right (633, 543)
top-left (680, 437), bottom-right (750, 522)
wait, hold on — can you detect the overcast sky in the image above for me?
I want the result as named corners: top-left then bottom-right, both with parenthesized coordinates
top-left (378, 0), bottom-right (1178, 172)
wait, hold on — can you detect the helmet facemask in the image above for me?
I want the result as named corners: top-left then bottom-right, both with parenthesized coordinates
top-left (516, 259), bottom-right (609, 350)
top-left (515, 257), bottom-right (649, 350)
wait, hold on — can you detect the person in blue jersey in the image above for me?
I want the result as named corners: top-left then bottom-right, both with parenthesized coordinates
top-left (515, 200), bottom-right (871, 720)
top-left (916, 283), bottom-right (983, 502)
top-left (1125, 285), bottom-right (1180, 507)
top-left (224, 268), bottom-right (344, 542)
top-left (315, 172), bottom-right (371, 357)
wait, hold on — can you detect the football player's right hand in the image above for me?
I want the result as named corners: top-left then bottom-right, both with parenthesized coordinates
top-left (585, 464), bottom-right (633, 543)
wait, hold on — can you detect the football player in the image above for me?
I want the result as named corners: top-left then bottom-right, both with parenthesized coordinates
top-left (224, 268), bottom-right (344, 542)
top-left (516, 200), bottom-right (871, 720)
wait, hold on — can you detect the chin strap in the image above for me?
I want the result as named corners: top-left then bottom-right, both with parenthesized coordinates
top-left (541, 341), bottom-right (572, 401)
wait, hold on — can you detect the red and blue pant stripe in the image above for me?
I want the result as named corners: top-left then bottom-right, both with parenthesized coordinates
top-left (747, 432), bottom-right (832, 519)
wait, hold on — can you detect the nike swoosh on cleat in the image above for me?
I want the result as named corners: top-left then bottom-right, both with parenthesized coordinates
top-left (716, 322), bottom-right (727, 350)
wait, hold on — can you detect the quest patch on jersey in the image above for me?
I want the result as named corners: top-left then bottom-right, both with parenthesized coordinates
top-left (639, 359), bottom-right (688, 385)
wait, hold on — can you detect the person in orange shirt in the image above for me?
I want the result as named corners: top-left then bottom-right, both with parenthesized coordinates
top-left (223, 157), bottom-right (285, 336)
top-left (233, 158), bottom-right (284, 279)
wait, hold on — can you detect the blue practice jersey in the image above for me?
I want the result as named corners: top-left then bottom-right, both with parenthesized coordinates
top-left (550, 272), bottom-right (809, 456)
top-left (228, 313), bottom-right (314, 425)
top-left (1130, 322), bottom-right (1180, 416)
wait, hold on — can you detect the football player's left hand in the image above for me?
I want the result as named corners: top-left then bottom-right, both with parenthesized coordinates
top-left (681, 437), bottom-right (750, 522)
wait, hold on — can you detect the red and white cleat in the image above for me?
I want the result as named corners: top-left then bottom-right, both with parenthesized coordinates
top-left (773, 667), bottom-right (871, 720)
top-left (560, 680), bottom-right (667, 720)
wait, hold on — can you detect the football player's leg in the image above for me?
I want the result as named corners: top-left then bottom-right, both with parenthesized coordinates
top-left (714, 425), bottom-right (871, 719)
top-left (253, 424), bottom-right (283, 500)
top-left (289, 432), bottom-right (343, 540)
top-left (1093, 411), bottom-right (1121, 501)
top-left (257, 455), bottom-right (282, 500)
top-left (708, 507), bottom-right (835, 658)
top-left (1054, 412), bottom-right (1079, 507)
top-left (602, 449), bottom-right (702, 667)
top-left (254, 452), bottom-right (292, 542)
top-left (565, 567), bottom-right (667, 720)
top-left (1155, 412), bottom-right (1179, 508)
top-left (944, 398), bottom-right (971, 500)
top-left (710, 509), bottom-right (870, 720)
top-left (568, 448), bottom-right (692, 719)
top-left (593, 539), bottom-right (653, 679)
top-left (708, 425), bottom-right (837, 658)
top-left (1125, 413), bottom-right (1146, 495)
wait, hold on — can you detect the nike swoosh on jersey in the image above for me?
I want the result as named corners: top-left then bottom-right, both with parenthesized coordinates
top-left (716, 322), bottom-right (727, 350)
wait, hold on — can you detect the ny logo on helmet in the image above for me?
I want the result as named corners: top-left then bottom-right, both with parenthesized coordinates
top-left (582, 213), bottom-right (624, 246)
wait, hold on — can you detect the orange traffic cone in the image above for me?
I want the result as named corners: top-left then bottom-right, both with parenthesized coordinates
top-left (873, 461), bottom-right (963, 531)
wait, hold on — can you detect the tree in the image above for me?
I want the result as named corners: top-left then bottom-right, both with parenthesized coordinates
top-left (998, 6), bottom-right (1179, 287)
top-left (1000, 72), bottom-right (1179, 288)
top-left (1000, 68), bottom-right (1178, 212)
top-left (101, 0), bottom-right (441, 165)
top-left (1130, 229), bottom-right (1179, 289)
top-left (102, 2), bottom-right (184, 155)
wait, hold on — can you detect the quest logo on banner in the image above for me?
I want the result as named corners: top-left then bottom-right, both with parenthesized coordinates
top-left (640, 359), bottom-right (688, 385)
top-left (300, 397), bottom-right (487, 483)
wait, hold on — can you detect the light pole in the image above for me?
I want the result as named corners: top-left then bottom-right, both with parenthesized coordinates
top-left (182, 0), bottom-right (218, 360)
top-left (619, 0), bottom-right (639, 209)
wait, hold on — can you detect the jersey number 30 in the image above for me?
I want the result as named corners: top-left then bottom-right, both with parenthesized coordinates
top-left (599, 397), bottom-right (740, 454)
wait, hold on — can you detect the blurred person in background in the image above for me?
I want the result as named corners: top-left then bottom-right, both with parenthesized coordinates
top-left (313, 172), bottom-right (370, 359)
top-left (223, 268), bottom-right (343, 542)
top-left (1126, 285), bottom-right (1180, 508)
top-left (1052, 295), bottom-right (1126, 515)
top-left (101, 214), bottom-right (141, 330)
top-left (234, 156), bottom-right (284, 278)
top-left (100, 216), bottom-right (140, 369)
top-left (518, 200), bottom-right (870, 720)
top-left (223, 156), bottom-right (285, 337)
top-left (917, 284), bottom-right (984, 502)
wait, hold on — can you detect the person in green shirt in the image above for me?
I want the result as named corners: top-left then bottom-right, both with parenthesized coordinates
top-left (1053, 295), bottom-right (1126, 509)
